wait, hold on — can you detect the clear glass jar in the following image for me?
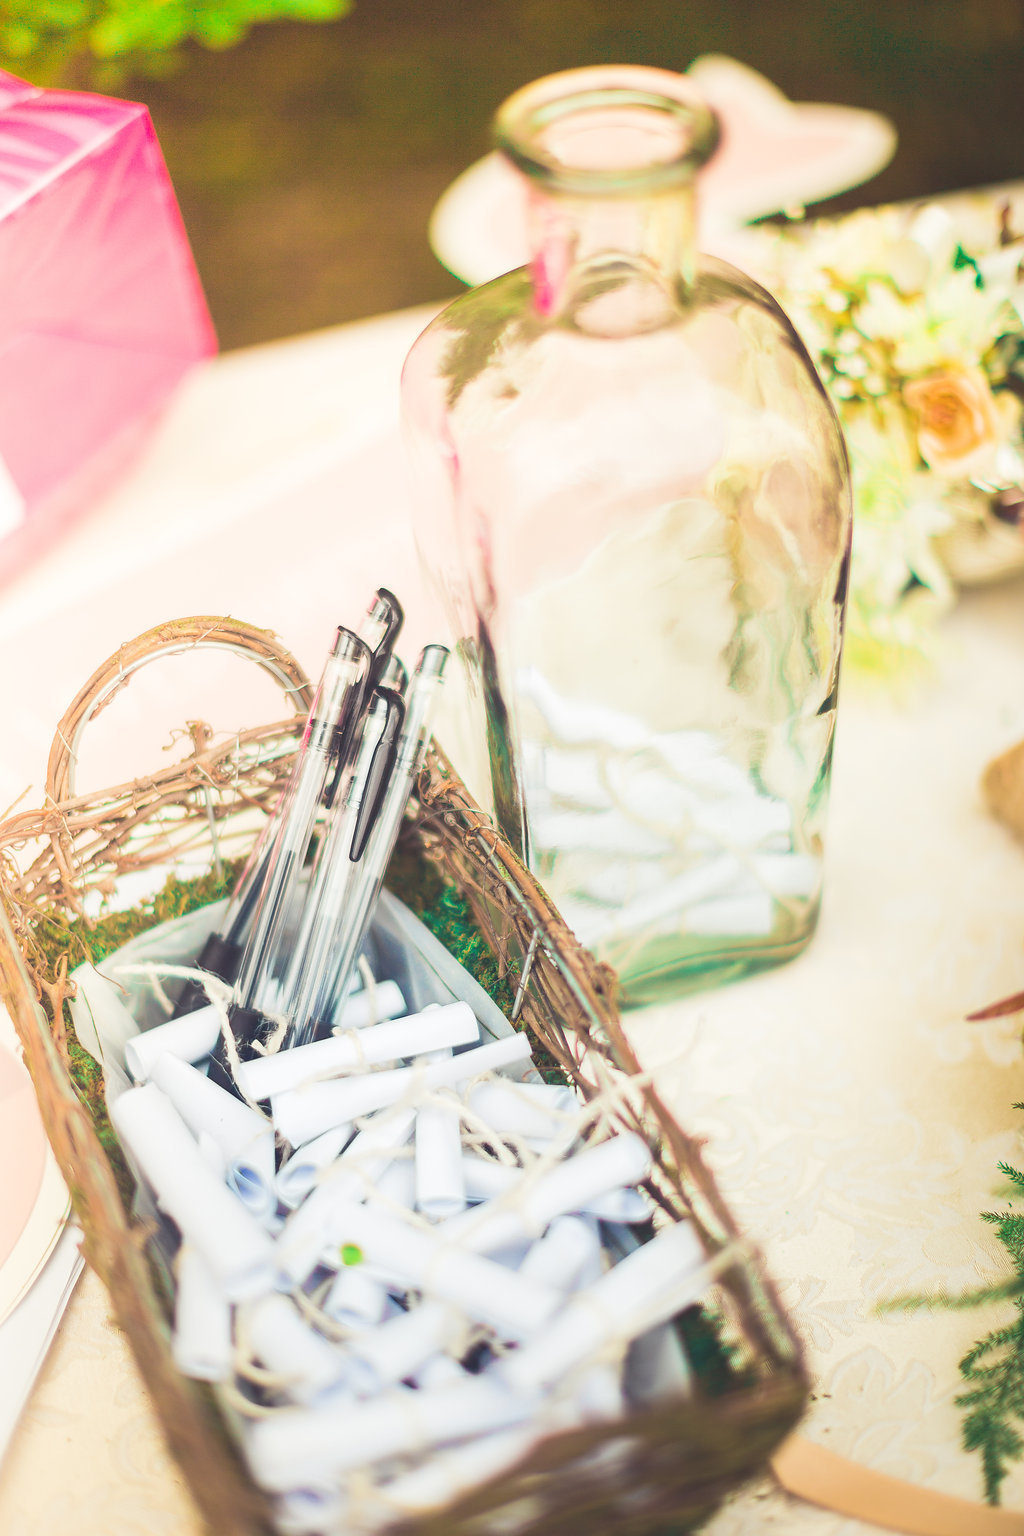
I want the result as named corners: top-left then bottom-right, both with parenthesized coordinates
top-left (402, 65), bottom-right (852, 1005)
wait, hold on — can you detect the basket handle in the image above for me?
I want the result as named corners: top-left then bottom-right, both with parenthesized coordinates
top-left (46, 616), bottom-right (314, 806)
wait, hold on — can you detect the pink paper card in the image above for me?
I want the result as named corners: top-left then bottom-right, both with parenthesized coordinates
top-left (0, 68), bottom-right (217, 586)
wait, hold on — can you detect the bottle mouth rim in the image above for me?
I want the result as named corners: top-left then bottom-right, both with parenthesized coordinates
top-left (494, 65), bottom-right (720, 197)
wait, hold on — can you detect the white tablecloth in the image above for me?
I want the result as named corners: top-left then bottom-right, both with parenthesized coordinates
top-left (2, 306), bottom-right (1024, 1534)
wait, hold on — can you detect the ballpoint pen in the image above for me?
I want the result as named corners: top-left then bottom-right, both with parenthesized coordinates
top-left (219, 626), bottom-right (372, 1068)
top-left (174, 590), bottom-right (402, 1017)
top-left (308, 645), bottom-right (449, 1040)
top-left (286, 680), bottom-right (407, 1047)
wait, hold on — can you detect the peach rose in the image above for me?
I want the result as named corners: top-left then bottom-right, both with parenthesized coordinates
top-left (904, 366), bottom-right (1004, 478)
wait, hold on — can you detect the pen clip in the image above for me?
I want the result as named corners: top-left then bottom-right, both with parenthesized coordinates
top-left (362, 589), bottom-right (405, 695)
top-left (350, 688), bottom-right (405, 863)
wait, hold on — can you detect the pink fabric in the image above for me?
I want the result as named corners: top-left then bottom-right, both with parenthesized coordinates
top-left (0, 1041), bottom-right (47, 1272)
top-left (0, 71), bottom-right (216, 586)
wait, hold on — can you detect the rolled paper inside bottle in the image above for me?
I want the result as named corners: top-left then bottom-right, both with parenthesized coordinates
top-left (415, 1100), bottom-right (466, 1218)
top-left (464, 1079), bottom-right (577, 1142)
top-left (237, 1001), bottom-right (480, 1102)
top-left (272, 1031), bottom-right (533, 1147)
top-left (244, 1377), bottom-right (536, 1493)
top-left (330, 1202), bottom-right (562, 1339)
top-left (172, 1246), bottom-right (233, 1382)
top-left (241, 1293), bottom-right (350, 1404)
top-left (111, 1083), bottom-right (276, 1300)
top-left (518, 1215), bottom-right (603, 1291)
top-left (499, 1219), bottom-right (707, 1395)
top-left (376, 1425), bottom-right (540, 1517)
top-left (150, 1053), bottom-right (276, 1217)
top-left (332, 978), bottom-right (406, 1030)
top-left (344, 1298), bottom-right (463, 1393)
top-left (276, 1108), bottom-right (417, 1286)
top-left (323, 1265), bottom-right (390, 1329)
top-left (685, 892), bottom-right (774, 937)
top-left (275, 1122), bottom-right (356, 1208)
top-left (445, 1131), bottom-right (653, 1255)
top-left (123, 1002), bottom-right (221, 1083)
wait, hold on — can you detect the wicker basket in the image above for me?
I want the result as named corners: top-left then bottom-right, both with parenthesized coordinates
top-left (0, 616), bottom-right (807, 1536)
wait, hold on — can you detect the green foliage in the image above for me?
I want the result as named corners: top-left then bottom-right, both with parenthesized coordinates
top-left (0, 0), bottom-right (351, 89)
top-left (955, 1169), bottom-right (1024, 1506)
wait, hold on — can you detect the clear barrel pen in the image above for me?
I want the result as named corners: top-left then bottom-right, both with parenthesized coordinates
top-left (318, 645), bottom-right (449, 1032)
top-left (229, 626), bottom-right (372, 1039)
top-left (287, 682), bottom-right (406, 1047)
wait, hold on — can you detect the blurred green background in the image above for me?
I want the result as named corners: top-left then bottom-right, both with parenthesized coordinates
top-left (5, 0), bottom-right (1023, 349)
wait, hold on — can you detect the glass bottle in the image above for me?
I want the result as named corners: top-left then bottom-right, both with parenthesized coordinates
top-left (401, 65), bottom-right (852, 1006)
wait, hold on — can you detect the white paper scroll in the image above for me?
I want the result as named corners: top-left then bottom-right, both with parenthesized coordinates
top-left (415, 1100), bottom-right (465, 1219)
top-left (245, 1376), bottom-right (536, 1494)
top-left (271, 1032), bottom-right (533, 1148)
top-left (151, 1054), bottom-right (276, 1217)
top-left (443, 1131), bottom-right (652, 1257)
top-left (276, 1109), bottom-right (418, 1287)
top-left (460, 1154), bottom-right (651, 1224)
top-left (123, 1002), bottom-right (221, 1084)
top-left (464, 1079), bottom-right (577, 1144)
top-left (334, 979), bottom-right (406, 1030)
top-left (172, 1246), bottom-right (233, 1382)
top-left (275, 1123), bottom-right (355, 1208)
top-left (499, 1220), bottom-right (707, 1395)
top-left (241, 1293), bottom-right (349, 1405)
top-left (345, 1298), bottom-right (463, 1394)
top-left (328, 1203), bottom-right (562, 1341)
top-left (111, 1083), bottom-right (275, 1301)
top-left (518, 1216), bottom-right (602, 1292)
top-left (237, 1002), bottom-right (480, 1102)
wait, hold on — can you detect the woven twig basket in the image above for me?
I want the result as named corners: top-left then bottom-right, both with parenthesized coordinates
top-left (0, 616), bottom-right (807, 1536)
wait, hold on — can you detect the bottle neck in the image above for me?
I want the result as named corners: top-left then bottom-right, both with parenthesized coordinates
top-left (525, 180), bottom-right (699, 326)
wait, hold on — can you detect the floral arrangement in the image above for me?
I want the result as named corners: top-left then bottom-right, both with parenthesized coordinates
top-left (757, 197), bottom-right (1024, 675)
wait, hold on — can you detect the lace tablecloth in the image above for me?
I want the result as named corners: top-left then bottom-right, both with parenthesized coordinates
top-left (1, 308), bottom-right (1024, 1534)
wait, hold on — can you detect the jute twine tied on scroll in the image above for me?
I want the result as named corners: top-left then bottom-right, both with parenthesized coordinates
top-left (0, 615), bottom-right (807, 1536)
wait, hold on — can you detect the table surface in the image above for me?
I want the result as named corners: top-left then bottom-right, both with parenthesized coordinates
top-left (2, 303), bottom-right (1024, 1536)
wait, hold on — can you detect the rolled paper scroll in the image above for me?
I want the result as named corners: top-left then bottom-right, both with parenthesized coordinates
top-left (413, 1353), bottom-right (468, 1389)
top-left (237, 1001), bottom-right (480, 1102)
top-left (499, 1219), bottom-right (707, 1396)
top-left (271, 1031), bottom-right (533, 1148)
top-left (273, 1488), bottom-right (347, 1536)
top-left (345, 1297), bottom-right (463, 1394)
top-left (333, 978), bottom-right (406, 1030)
top-left (275, 1122), bottom-right (355, 1208)
top-left (241, 1293), bottom-right (350, 1405)
top-left (685, 892), bottom-right (774, 937)
top-left (443, 1131), bottom-right (653, 1256)
top-left (464, 1079), bottom-right (577, 1143)
top-left (371, 1156), bottom-right (417, 1213)
top-left (172, 1245), bottom-right (233, 1382)
top-left (460, 1153), bottom-right (651, 1223)
top-left (276, 1108), bottom-right (418, 1286)
top-left (330, 1202), bottom-right (562, 1340)
top-left (111, 1083), bottom-right (276, 1300)
top-left (151, 1053), bottom-right (276, 1217)
top-left (375, 1424), bottom-right (539, 1518)
top-left (123, 1001), bottom-right (221, 1083)
top-left (415, 1099), bottom-right (465, 1219)
top-left (323, 1265), bottom-right (390, 1330)
top-left (518, 1215), bottom-right (602, 1292)
top-left (245, 1376), bottom-right (536, 1493)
